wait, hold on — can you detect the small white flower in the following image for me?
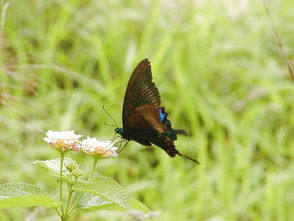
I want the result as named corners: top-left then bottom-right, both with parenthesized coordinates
top-left (80, 136), bottom-right (118, 158)
top-left (43, 130), bottom-right (82, 152)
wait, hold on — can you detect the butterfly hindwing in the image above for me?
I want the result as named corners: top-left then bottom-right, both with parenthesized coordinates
top-left (123, 105), bottom-right (166, 138)
top-left (124, 105), bottom-right (186, 158)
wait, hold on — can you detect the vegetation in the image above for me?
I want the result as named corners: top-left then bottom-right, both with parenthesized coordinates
top-left (0, 0), bottom-right (293, 220)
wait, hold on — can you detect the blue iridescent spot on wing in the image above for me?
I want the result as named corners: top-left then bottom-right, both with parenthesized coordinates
top-left (159, 107), bottom-right (167, 122)
top-left (158, 107), bottom-right (178, 141)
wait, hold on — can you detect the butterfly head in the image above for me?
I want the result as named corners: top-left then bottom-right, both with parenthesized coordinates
top-left (115, 127), bottom-right (125, 137)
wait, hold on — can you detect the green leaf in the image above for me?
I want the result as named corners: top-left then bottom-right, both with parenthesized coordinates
top-left (0, 182), bottom-right (61, 209)
top-left (128, 198), bottom-right (150, 213)
top-left (73, 176), bottom-right (150, 213)
top-left (77, 193), bottom-right (125, 211)
top-left (73, 176), bottom-right (130, 209)
top-left (33, 158), bottom-right (78, 183)
top-left (78, 194), bottom-right (150, 212)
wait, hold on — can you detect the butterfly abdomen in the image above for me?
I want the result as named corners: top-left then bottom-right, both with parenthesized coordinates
top-left (152, 134), bottom-right (200, 164)
top-left (151, 134), bottom-right (179, 157)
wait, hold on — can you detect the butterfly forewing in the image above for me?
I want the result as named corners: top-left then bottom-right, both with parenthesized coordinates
top-left (122, 59), bottom-right (161, 127)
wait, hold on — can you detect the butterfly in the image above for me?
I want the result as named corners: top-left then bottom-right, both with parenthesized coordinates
top-left (115, 59), bottom-right (199, 163)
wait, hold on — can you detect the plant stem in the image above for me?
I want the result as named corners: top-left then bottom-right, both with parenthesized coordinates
top-left (68, 157), bottom-right (98, 216)
top-left (88, 157), bottom-right (98, 180)
top-left (64, 190), bottom-right (73, 217)
top-left (59, 152), bottom-right (65, 215)
top-left (64, 180), bottom-right (75, 216)
top-left (55, 208), bottom-right (61, 216)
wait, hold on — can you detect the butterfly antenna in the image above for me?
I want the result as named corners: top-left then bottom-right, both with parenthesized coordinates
top-left (104, 122), bottom-right (116, 127)
top-left (102, 105), bottom-right (118, 127)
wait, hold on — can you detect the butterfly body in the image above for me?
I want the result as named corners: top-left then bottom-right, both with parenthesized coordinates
top-left (116, 59), bottom-right (198, 163)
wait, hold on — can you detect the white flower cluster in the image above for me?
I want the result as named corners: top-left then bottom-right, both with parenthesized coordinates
top-left (43, 130), bottom-right (82, 152)
top-left (80, 137), bottom-right (118, 158)
top-left (43, 130), bottom-right (118, 158)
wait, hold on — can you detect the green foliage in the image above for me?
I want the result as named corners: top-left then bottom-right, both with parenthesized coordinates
top-left (1, 156), bottom-right (151, 220)
top-left (32, 155), bottom-right (151, 220)
top-left (77, 193), bottom-right (123, 211)
top-left (73, 176), bottom-right (150, 213)
top-left (34, 158), bottom-right (80, 184)
top-left (0, 182), bottom-right (60, 209)
top-left (0, 0), bottom-right (293, 220)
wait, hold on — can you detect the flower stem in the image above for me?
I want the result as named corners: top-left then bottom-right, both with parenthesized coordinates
top-left (88, 157), bottom-right (98, 180)
top-left (68, 157), bottom-right (98, 216)
top-left (64, 184), bottom-right (73, 217)
top-left (59, 152), bottom-right (65, 215)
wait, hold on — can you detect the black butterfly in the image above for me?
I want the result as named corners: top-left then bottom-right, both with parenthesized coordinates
top-left (115, 59), bottom-right (199, 163)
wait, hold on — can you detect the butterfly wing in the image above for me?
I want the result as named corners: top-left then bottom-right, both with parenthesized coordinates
top-left (121, 59), bottom-right (198, 163)
top-left (126, 105), bottom-right (167, 134)
top-left (122, 59), bottom-right (161, 128)
top-left (123, 104), bottom-right (166, 143)
top-left (127, 105), bottom-right (199, 163)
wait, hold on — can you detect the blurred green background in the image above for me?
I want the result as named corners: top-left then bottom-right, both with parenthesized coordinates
top-left (0, 0), bottom-right (293, 220)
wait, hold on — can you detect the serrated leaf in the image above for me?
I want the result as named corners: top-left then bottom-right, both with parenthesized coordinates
top-left (33, 158), bottom-right (78, 183)
top-left (0, 182), bottom-right (61, 209)
top-left (73, 176), bottom-right (130, 209)
top-left (73, 176), bottom-right (150, 213)
top-left (128, 198), bottom-right (150, 213)
top-left (77, 193), bottom-right (124, 211)
top-left (80, 197), bottom-right (150, 213)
